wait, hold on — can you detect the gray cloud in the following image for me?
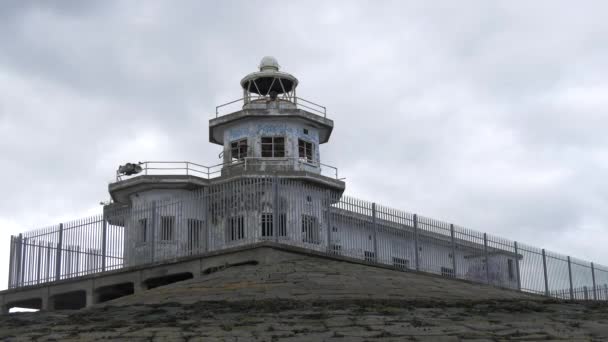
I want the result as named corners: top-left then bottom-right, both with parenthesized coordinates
top-left (1, 0), bottom-right (608, 289)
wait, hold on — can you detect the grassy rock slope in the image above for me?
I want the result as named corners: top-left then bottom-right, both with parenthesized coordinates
top-left (1, 246), bottom-right (607, 341)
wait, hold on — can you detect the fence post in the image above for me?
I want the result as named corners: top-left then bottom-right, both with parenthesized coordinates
top-left (541, 249), bottom-right (549, 297)
top-left (326, 190), bottom-right (332, 253)
top-left (273, 177), bottom-right (279, 243)
top-left (483, 233), bottom-right (490, 284)
top-left (8, 236), bottom-right (14, 289)
top-left (150, 202), bottom-right (156, 263)
top-left (591, 262), bottom-right (597, 301)
top-left (204, 188), bottom-right (210, 252)
top-left (604, 284), bottom-right (608, 301)
top-left (101, 214), bottom-right (107, 272)
top-left (15, 234), bottom-right (23, 287)
top-left (514, 241), bottom-right (522, 291)
top-left (55, 223), bottom-right (64, 282)
top-left (371, 203), bottom-right (378, 262)
top-left (584, 286), bottom-right (589, 300)
top-left (413, 214), bottom-right (420, 271)
top-left (36, 241), bottom-right (42, 284)
top-left (449, 224), bottom-right (457, 277)
top-left (567, 256), bottom-right (574, 300)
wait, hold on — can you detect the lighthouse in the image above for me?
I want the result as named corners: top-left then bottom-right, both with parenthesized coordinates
top-left (108, 57), bottom-right (345, 265)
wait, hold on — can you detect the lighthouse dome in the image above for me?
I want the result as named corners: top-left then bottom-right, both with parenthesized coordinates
top-left (259, 56), bottom-right (280, 71)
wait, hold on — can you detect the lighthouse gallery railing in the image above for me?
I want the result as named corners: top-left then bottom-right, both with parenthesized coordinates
top-left (7, 178), bottom-right (608, 301)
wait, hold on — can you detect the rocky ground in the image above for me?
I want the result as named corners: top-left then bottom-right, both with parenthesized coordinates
top-left (1, 298), bottom-right (608, 341)
top-left (1, 248), bottom-right (607, 341)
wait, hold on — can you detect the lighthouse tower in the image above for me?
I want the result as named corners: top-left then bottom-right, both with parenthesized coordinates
top-left (209, 56), bottom-right (340, 182)
top-left (108, 57), bottom-right (345, 265)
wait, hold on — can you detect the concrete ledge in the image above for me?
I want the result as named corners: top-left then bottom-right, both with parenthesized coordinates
top-left (0, 242), bottom-right (543, 313)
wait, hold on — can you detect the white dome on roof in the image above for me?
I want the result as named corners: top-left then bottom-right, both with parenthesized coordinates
top-left (259, 56), bottom-right (280, 71)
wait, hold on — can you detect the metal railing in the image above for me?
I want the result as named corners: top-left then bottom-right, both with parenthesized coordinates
top-left (115, 159), bottom-right (340, 182)
top-left (7, 178), bottom-right (608, 301)
top-left (215, 97), bottom-right (327, 118)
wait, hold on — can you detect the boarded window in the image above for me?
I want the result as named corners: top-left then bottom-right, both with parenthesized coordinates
top-left (392, 257), bottom-right (409, 270)
top-left (228, 216), bottom-right (245, 241)
top-left (138, 218), bottom-right (147, 242)
top-left (187, 219), bottom-right (204, 253)
top-left (298, 139), bottom-right (314, 163)
top-left (160, 216), bottom-right (175, 241)
top-left (230, 139), bottom-right (248, 161)
top-left (302, 215), bottom-right (320, 244)
top-left (261, 137), bottom-right (285, 157)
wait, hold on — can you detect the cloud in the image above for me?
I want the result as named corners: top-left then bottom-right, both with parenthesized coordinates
top-left (1, 0), bottom-right (608, 290)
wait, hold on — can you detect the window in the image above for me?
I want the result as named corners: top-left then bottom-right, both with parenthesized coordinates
top-left (138, 218), bottom-right (148, 242)
top-left (303, 128), bottom-right (309, 135)
top-left (261, 137), bottom-right (285, 157)
top-left (392, 257), bottom-right (409, 270)
top-left (332, 226), bottom-right (338, 232)
top-left (230, 139), bottom-right (248, 161)
top-left (261, 213), bottom-right (287, 238)
top-left (160, 216), bottom-right (175, 241)
top-left (302, 215), bottom-right (320, 244)
top-left (298, 139), bottom-right (314, 163)
top-left (330, 244), bottom-right (342, 255)
top-left (364, 251), bottom-right (376, 262)
top-left (187, 219), bottom-right (203, 253)
top-left (441, 267), bottom-right (455, 278)
top-left (228, 216), bottom-right (245, 241)
top-left (508, 259), bottom-right (515, 280)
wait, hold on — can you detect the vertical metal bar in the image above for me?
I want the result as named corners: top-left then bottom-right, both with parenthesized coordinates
top-left (513, 241), bottom-right (522, 291)
top-left (16, 234), bottom-right (23, 287)
top-left (449, 224), bottom-right (456, 277)
top-left (413, 214), bottom-right (419, 271)
top-left (326, 190), bottom-right (332, 253)
top-left (483, 233), bottom-right (490, 284)
top-left (273, 177), bottom-right (279, 242)
top-left (541, 249), bottom-right (549, 296)
top-left (371, 203), bottom-right (378, 262)
top-left (204, 188), bottom-right (209, 252)
top-left (101, 215), bottom-right (107, 272)
top-left (150, 202), bottom-right (156, 263)
top-left (591, 262), bottom-right (597, 300)
top-left (36, 241), bottom-right (42, 284)
top-left (55, 223), bottom-right (64, 281)
top-left (8, 236), bottom-right (14, 288)
top-left (567, 256), bottom-right (574, 300)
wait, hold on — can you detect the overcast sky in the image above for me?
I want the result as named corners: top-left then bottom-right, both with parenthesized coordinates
top-left (1, 1), bottom-right (608, 290)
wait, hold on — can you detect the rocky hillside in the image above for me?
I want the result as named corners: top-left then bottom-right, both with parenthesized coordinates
top-left (1, 247), bottom-right (607, 341)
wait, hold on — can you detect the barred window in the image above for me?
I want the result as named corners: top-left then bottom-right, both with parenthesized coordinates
top-left (364, 251), bottom-right (375, 262)
top-left (330, 244), bottom-right (342, 255)
top-left (261, 213), bottom-right (287, 237)
top-left (441, 267), bottom-right (455, 278)
top-left (392, 257), bottom-right (409, 270)
top-left (229, 216), bottom-right (245, 241)
top-left (187, 219), bottom-right (204, 253)
top-left (261, 137), bottom-right (285, 157)
top-left (301, 215), bottom-right (320, 244)
top-left (230, 139), bottom-right (248, 161)
top-left (298, 139), bottom-right (314, 163)
top-left (138, 218), bottom-right (147, 242)
top-left (160, 216), bottom-right (175, 241)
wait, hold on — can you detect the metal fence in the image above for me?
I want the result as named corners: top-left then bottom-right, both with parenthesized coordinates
top-left (7, 177), bottom-right (608, 301)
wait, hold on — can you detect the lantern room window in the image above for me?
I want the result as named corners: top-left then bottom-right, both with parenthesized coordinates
top-left (298, 139), bottom-right (314, 163)
top-left (261, 137), bottom-right (285, 157)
